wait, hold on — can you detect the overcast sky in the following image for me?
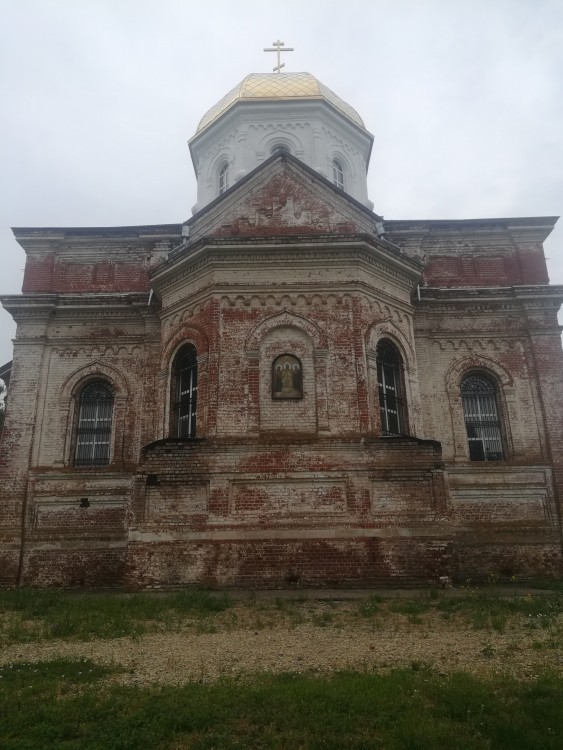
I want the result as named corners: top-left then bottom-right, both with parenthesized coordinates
top-left (1, 0), bottom-right (563, 366)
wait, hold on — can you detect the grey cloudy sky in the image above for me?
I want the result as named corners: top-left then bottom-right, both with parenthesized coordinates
top-left (1, 0), bottom-right (563, 366)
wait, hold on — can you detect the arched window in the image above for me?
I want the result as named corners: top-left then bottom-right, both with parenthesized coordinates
top-left (376, 341), bottom-right (405, 435)
top-left (218, 162), bottom-right (229, 195)
top-left (172, 344), bottom-right (198, 438)
top-left (461, 373), bottom-right (504, 461)
top-left (332, 159), bottom-right (344, 190)
top-left (74, 380), bottom-right (114, 466)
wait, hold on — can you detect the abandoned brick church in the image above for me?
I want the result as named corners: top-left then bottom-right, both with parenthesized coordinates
top-left (1, 71), bottom-right (563, 588)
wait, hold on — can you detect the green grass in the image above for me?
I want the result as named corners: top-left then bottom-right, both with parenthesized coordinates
top-left (0, 589), bottom-right (232, 644)
top-left (522, 579), bottom-right (563, 593)
top-left (0, 588), bottom-right (561, 747)
top-left (436, 592), bottom-right (563, 630)
top-left (0, 661), bottom-right (562, 749)
top-left (1, 587), bottom-right (562, 646)
top-left (365, 589), bottom-right (563, 630)
top-left (357, 594), bottom-right (383, 618)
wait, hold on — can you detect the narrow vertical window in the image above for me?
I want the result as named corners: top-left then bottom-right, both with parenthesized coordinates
top-left (219, 162), bottom-right (229, 195)
top-left (461, 374), bottom-right (504, 461)
top-left (172, 344), bottom-right (198, 438)
top-left (377, 341), bottom-right (405, 435)
top-left (332, 159), bottom-right (344, 190)
top-left (74, 381), bottom-right (114, 466)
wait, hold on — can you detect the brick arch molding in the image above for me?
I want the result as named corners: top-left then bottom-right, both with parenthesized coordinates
top-left (445, 354), bottom-right (514, 393)
top-left (245, 309), bottom-right (328, 352)
top-left (60, 360), bottom-right (129, 402)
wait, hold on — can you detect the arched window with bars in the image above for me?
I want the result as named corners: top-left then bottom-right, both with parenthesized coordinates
top-left (461, 373), bottom-right (504, 461)
top-left (74, 380), bottom-right (114, 466)
top-left (218, 162), bottom-right (229, 195)
top-left (172, 344), bottom-right (198, 438)
top-left (332, 159), bottom-right (344, 190)
top-left (376, 340), bottom-right (406, 435)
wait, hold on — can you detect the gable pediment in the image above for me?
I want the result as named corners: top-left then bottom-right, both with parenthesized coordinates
top-left (187, 154), bottom-right (380, 242)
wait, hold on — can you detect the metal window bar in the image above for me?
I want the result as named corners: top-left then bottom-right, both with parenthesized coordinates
top-left (174, 348), bottom-right (197, 438)
top-left (219, 164), bottom-right (229, 195)
top-left (461, 376), bottom-right (504, 461)
top-left (74, 382), bottom-right (114, 467)
top-left (333, 160), bottom-right (344, 190)
top-left (377, 345), bottom-right (404, 435)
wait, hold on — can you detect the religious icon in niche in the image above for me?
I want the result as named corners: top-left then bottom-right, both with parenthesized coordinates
top-left (272, 354), bottom-right (303, 399)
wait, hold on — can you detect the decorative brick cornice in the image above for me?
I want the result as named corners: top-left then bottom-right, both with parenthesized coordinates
top-left (417, 285), bottom-right (563, 311)
top-left (385, 216), bottom-right (558, 244)
top-left (151, 236), bottom-right (422, 297)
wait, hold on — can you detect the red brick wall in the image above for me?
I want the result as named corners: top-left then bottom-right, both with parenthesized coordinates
top-left (423, 248), bottom-right (549, 287)
top-left (125, 538), bottom-right (452, 589)
top-left (23, 256), bottom-right (152, 293)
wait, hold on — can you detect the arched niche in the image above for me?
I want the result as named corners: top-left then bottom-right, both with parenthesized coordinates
top-left (245, 311), bottom-right (328, 436)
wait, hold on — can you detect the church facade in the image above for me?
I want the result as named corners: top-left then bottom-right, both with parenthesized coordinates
top-left (1, 72), bottom-right (562, 588)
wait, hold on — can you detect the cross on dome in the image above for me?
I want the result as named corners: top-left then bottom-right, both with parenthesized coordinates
top-left (263, 39), bottom-right (294, 73)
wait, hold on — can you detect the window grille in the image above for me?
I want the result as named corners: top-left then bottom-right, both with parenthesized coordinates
top-left (172, 344), bottom-right (197, 438)
top-left (377, 342), bottom-right (405, 435)
top-left (461, 374), bottom-right (504, 461)
top-left (219, 162), bottom-right (229, 194)
top-left (74, 381), bottom-right (114, 467)
top-left (332, 159), bottom-right (344, 190)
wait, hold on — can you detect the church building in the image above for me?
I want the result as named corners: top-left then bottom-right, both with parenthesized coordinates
top-left (1, 65), bottom-right (562, 588)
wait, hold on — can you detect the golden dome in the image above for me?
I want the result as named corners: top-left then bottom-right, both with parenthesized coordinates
top-left (196, 72), bottom-right (365, 133)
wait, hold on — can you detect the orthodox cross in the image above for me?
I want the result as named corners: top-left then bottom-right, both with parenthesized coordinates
top-left (263, 40), bottom-right (294, 73)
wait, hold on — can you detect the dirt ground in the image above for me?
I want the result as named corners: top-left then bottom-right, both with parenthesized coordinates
top-left (2, 595), bottom-right (562, 685)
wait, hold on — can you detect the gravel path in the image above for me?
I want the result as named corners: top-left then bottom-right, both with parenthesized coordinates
top-left (2, 607), bottom-right (561, 685)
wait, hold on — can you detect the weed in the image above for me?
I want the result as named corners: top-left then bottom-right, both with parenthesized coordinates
top-left (491, 613), bottom-right (507, 633)
top-left (504, 642), bottom-right (520, 653)
top-left (481, 641), bottom-right (494, 659)
top-left (369, 618), bottom-right (384, 632)
top-left (407, 614), bottom-right (423, 625)
top-left (390, 599), bottom-right (430, 617)
top-left (251, 615), bottom-right (267, 631)
top-left (409, 660), bottom-right (429, 672)
top-left (194, 619), bottom-right (218, 634)
top-left (311, 611), bottom-right (334, 628)
top-left (470, 610), bottom-right (488, 629)
top-left (286, 604), bottom-right (306, 628)
top-left (357, 594), bottom-right (382, 618)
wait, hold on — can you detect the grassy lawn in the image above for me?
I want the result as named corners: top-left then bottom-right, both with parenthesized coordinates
top-left (1, 659), bottom-right (562, 749)
top-left (0, 586), bottom-right (562, 748)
